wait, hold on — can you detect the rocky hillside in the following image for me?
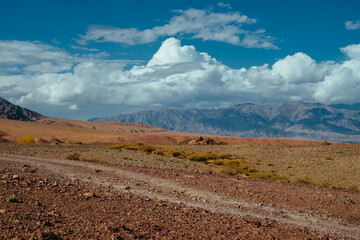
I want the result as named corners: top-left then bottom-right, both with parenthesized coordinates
top-left (0, 97), bottom-right (43, 121)
top-left (90, 102), bottom-right (360, 143)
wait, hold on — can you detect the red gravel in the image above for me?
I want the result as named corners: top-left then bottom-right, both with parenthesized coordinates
top-left (0, 154), bottom-right (357, 239)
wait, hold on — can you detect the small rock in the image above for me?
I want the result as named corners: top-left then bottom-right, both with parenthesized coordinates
top-left (125, 186), bottom-right (131, 190)
top-left (0, 209), bottom-right (7, 214)
top-left (6, 196), bottom-right (19, 203)
top-left (83, 192), bottom-right (96, 199)
top-left (43, 221), bottom-right (53, 227)
top-left (12, 175), bottom-right (19, 180)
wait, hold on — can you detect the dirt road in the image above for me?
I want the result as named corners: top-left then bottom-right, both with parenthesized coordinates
top-left (0, 154), bottom-right (359, 239)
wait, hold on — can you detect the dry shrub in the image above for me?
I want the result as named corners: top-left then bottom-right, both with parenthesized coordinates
top-left (188, 154), bottom-right (208, 162)
top-left (219, 167), bottom-right (237, 176)
top-left (66, 152), bottom-right (80, 161)
top-left (248, 172), bottom-right (289, 181)
top-left (212, 160), bottom-right (224, 166)
top-left (296, 177), bottom-right (311, 184)
top-left (18, 135), bottom-right (35, 144)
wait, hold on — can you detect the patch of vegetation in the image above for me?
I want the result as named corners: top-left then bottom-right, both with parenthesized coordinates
top-left (66, 152), bottom-right (80, 161)
top-left (296, 177), bottom-right (312, 184)
top-left (348, 185), bottom-right (359, 190)
top-left (322, 140), bottom-right (331, 145)
top-left (18, 135), bottom-right (35, 144)
top-left (248, 172), bottom-right (289, 181)
top-left (111, 144), bottom-right (233, 163)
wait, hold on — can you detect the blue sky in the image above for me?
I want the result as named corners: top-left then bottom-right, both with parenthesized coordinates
top-left (1, 0), bottom-right (360, 119)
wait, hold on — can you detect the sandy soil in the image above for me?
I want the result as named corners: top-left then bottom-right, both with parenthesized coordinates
top-left (0, 154), bottom-right (359, 239)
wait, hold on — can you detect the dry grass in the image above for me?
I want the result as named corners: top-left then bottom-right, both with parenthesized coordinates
top-left (0, 117), bottom-right (359, 190)
top-left (173, 144), bottom-right (360, 189)
top-left (2, 142), bottom-right (358, 189)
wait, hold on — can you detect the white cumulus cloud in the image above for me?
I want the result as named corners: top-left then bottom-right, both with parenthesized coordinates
top-left (79, 8), bottom-right (278, 49)
top-left (345, 20), bottom-right (360, 30)
top-left (1, 38), bottom-right (360, 119)
top-left (217, 2), bottom-right (232, 9)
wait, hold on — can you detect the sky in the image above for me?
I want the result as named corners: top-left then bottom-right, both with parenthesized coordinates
top-left (1, 0), bottom-right (360, 120)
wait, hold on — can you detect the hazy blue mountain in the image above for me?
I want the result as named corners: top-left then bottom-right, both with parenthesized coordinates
top-left (0, 97), bottom-right (44, 121)
top-left (89, 102), bottom-right (360, 143)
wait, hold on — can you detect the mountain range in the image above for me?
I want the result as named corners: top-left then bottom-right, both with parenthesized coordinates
top-left (90, 102), bottom-right (360, 143)
top-left (0, 97), bottom-right (43, 121)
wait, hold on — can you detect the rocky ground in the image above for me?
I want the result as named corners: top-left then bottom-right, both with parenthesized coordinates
top-left (0, 152), bottom-right (359, 239)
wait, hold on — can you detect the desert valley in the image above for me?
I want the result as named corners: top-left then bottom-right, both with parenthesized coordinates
top-left (0, 97), bottom-right (359, 239)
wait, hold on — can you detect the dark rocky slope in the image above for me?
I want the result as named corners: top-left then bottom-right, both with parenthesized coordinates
top-left (0, 97), bottom-right (43, 121)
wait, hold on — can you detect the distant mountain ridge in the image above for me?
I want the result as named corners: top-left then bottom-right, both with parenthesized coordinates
top-left (90, 102), bottom-right (360, 143)
top-left (0, 97), bottom-right (43, 121)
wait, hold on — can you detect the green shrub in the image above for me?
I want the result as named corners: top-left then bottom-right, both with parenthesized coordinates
top-left (322, 140), bottom-right (331, 145)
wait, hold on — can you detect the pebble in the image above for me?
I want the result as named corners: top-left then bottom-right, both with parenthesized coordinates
top-left (83, 192), bottom-right (96, 199)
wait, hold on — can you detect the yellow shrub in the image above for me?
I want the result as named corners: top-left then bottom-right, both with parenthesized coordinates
top-left (18, 135), bottom-right (35, 144)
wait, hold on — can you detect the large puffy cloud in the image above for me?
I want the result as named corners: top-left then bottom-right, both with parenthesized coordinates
top-left (1, 38), bottom-right (360, 118)
top-left (147, 37), bottom-right (206, 66)
top-left (79, 8), bottom-right (277, 49)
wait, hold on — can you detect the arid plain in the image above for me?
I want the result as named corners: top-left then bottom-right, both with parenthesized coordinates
top-left (0, 117), bottom-right (359, 239)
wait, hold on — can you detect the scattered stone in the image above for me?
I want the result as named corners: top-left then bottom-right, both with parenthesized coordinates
top-left (6, 196), bottom-right (19, 203)
top-left (29, 231), bottom-right (62, 240)
top-left (0, 209), bottom-right (7, 214)
top-left (12, 174), bottom-right (19, 180)
top-left (83, 192), bottom-right (96, 199)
